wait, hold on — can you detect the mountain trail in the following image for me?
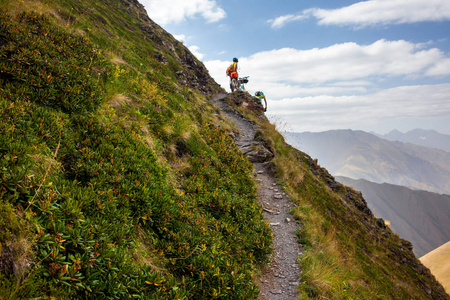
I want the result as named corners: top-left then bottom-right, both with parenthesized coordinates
top-left (210, 93), bottom-right (301, 300)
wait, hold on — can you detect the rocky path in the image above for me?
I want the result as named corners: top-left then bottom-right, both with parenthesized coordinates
top-left (210, 93), bottom-right (301, 300)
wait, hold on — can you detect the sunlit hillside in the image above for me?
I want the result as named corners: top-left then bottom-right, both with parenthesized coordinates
top-left (421, 241), bottom-right (450, 294)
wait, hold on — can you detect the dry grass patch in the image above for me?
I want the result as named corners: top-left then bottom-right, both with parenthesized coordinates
top-left (30, 154), bottom-right (61, 181)
top-left (110, 55), bottom-right (127, 65)
top-left (132, 226), bottom-right (167, 274)
top-left (3, 0), bottom-right (50, 15)
top-left (108, 93), bottom-right (132, 108)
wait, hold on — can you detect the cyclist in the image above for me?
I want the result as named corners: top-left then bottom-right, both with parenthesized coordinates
top-left (255, 91), bottom-right (267, 112)
top-left (226, 58), bottom-right (239, 91)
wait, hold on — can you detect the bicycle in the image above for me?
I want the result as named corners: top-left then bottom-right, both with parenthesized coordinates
top-left (229, 72), bottom-right (240, 92)
top-left (230, 75), bottom-right (249, 92)
top-left (238, 76), bottom-right (249, 91)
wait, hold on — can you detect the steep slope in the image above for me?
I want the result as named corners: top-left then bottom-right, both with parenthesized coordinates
top-left (0, 2), bottom-right (271, 299)
top-left (337, 176), bottom-right (450, 257)
top-left (421, 241), bottom-right (450, 294)
top-left (220, 92), bottom-right (449, 299)
top-left (284, 130), bottom-right (450, 194)
top-left (0, 1), bottom-right (449, 299)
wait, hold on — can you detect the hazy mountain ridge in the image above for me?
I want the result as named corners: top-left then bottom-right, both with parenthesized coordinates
top-left (377, 129), bottom-right (450, 153)
top-left (284, 129), bottom-right (450, 195)
top-left (336, 176), bottom-right (450, 257)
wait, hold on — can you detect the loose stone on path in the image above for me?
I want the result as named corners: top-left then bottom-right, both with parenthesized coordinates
top-left (210, 93), bottom-right (301, 300)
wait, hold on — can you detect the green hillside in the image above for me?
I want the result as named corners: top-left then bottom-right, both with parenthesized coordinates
top-left (0, 0), bottom-right (448, 299)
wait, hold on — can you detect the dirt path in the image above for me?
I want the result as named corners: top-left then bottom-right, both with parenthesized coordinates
top-left (210, 93), bottom-right (301, 300)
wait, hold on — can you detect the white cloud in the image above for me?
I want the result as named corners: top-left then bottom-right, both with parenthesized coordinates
top-left (267, 14), bottom-right (308, 29)
top-left (172, 34), bottom-right (187, 43)
top-left (188, 45), bottom-right (205, 60)
top-left (205, 40), bottom-right (450, 134)
top-left (206, 39), bottom-right (449, 96)
top-left (171, 35), bottom-right (205, 60)
top-left (272, 84), bottom-right (450, 117)
top-left (425, 58), bottom-right (450, 76)
top-left (172, 34), bottom-right (208, 60)
top-left (142, 0), bottom-right (226, 26)
top-left (312, 0), bottom-right (450, 27)
top-left (270, 0), bottom-right (450, 28)
top-left (267, 83), bottom-right (450, 133)
top-left (330, 80), bottom-right (373, 87)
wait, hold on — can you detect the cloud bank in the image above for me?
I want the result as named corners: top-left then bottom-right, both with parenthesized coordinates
top-left (269, 0), bottom-right (450, 28)
top-left (206, 39), bottom-right (450, 96)
top-left (143, 0), bottom-right (226, 26)
top-left (267, 83), bottom-right (450, 133)
top-left (205, 39), bottom-right (450, 133)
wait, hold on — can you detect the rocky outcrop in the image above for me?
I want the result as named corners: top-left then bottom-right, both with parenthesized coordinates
top-left (220, 92), bottom-right (274, 163)
top-left (116, 0), bottom-right (221, 95)
top-left (227, 91), bottom-right (266, 113)
top-left (241, 142), bottom-right (274, 163)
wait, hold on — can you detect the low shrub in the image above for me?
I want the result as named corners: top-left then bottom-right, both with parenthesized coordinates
top-left (1, 9), bottom-right (271, 299)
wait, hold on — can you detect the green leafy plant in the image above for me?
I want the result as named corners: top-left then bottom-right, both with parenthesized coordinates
top-left (0, 6), bottom-right (271, 299)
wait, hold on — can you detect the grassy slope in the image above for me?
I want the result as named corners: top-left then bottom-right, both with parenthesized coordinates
top-left (225, 92), bottom-right (449, 299)
top-left (0, 0), bottom-right (448, 299)
top-left (0, 0), bottom-right (270, 299)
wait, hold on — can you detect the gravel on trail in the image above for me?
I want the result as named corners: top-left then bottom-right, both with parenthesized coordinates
top-left (210, 93), bottom-right (301, 300)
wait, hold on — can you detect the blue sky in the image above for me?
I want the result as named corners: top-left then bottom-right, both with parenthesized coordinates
top-left (141, 0), bottom-right (450, 135)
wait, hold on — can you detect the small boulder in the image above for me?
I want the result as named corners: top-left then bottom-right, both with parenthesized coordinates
top-left (242, 143), bottom-right (274, 163)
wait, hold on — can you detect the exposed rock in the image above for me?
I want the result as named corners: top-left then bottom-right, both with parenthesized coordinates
top-left (227, 91), bottom-right (266, 113)
top-left (274, 193), bottom-right (283, 199)
top-left (119, 0), bottom-right (221, 96)
top-left (376, 218), bottom-right (386, 230)
top-left (241, 143), bottom-right (274, 163)
top-left (401, 239), bottom-right (414, 251)
top-left (344, 189), bottom-right (373, 216)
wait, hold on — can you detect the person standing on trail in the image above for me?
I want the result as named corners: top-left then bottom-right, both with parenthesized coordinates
top-left (255, 91), bottom-right (267, 112)
top-left (226, 57), bottom-right (239, 90)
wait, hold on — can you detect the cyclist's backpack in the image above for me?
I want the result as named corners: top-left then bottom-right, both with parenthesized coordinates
top-left (226, 62), bottom-right (237, 76)
top-left (226, 65), bottom-right (232, 76)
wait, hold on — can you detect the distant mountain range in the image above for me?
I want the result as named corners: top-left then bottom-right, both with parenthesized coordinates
top-left (336, 176), bottom-right (450, 257)
top-left (284, 129), bottom-right (450, 195)
top-left (376, 129), bottom-right (450, 153)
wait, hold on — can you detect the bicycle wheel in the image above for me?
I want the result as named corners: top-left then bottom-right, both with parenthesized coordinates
top-left (230, 78), bottom-right (237, 92)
